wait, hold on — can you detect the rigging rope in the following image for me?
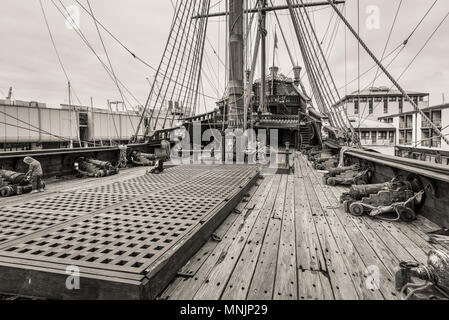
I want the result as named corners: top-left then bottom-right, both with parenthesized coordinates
top-left (358, 10), bottom-right (449, 127)
top-left (52, 0), bottom-right (143, 110)
top-left (325, 0), bottom-right (449, 147)
top-left (290, 1), bottom-right (344, 129)
top-left (86, 0), bottom-right (137, 135)
top-left (72, 0), bottom-right (216, 103)
top-left (39, 0), bottom-right (82, 146)
top-left (39, 0), bottom-right (83, 107)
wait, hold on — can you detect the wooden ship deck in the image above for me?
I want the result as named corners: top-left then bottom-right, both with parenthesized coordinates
top-left (2, 0), bottom-right (449, 302)
top-left (0, 164), bottom-right (259, 299)
top-left (160, 154), bottom-right (448, 300)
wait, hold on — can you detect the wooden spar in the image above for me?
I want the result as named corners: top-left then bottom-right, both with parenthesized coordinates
top-left (227, 0), bottom-right (244, 128)
top-left (192, 1), bottom-right (346, 19)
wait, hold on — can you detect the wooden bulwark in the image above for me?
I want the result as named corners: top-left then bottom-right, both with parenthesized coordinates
top-left (0, 165), bottom-right (260, 300)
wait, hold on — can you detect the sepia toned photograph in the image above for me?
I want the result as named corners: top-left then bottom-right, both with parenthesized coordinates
top-left (0, 0), bottom-right (448, 310)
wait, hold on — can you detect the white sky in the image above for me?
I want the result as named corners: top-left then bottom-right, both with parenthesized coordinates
top-left (1, 0), bottom-right (448, 112)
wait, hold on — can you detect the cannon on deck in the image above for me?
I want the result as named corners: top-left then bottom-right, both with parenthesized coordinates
top-left (0, 170), bottom-right (37, 197)
top-left (340, 179), bottom-right (424, 222)
top-left (323, 165), bottom-right (373, 186)
top-left (73, 157), bottom-right (119, 178)
top-left (395, 249), bottom-right (449, 300)
top-left (129, 151), bottom-right (158, 167)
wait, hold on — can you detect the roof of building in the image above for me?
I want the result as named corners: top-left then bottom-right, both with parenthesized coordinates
top-left (378, 102), bottom-right (449, 119)
top-left (347, 116), bottom-right (396, 131)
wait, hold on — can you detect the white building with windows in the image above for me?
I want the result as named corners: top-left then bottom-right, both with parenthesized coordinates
top-left (334, 87), bottom-right (432, 150)
top-left (379, 103), bottom-right (449, 151)
top-left (346, 117), bottom-right (395, 145)
top-left (336, 87), bottom-right (429, 122)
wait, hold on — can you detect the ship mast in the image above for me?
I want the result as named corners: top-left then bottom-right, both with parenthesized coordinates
top-left (227, 0), bottom-right (245, 129)
top-left (259, 0), bottom-right (268, 115)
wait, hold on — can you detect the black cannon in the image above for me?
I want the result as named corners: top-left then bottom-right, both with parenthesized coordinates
top-left (73, 157), bottom-right (119, 178)
top-left (0, 170), bottom-right (36, 197)
top-left (340, 180), bottom-right (424, 222)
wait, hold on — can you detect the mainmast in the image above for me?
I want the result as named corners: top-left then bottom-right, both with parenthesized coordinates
top-left (259, 0), bottom-right (268, 114)
top-left (227, 0), bottom-right (245, 129)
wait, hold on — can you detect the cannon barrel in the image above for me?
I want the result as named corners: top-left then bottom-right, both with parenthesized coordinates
top-left (0, 170), bottom-right (27, 185)
top-left (348, 181), bottom-right (413, 200)
top-left (314, 160), bottom-right (338, 171)
top-left (140, 152), bottom-right (157, 160)
top-left (314, 156), bottom-right (336, 164)
top-left (395, 250), bottom-right (449, 294)
top-left (86, 159), bottom-right (114, 169)
top-left (348, 183), bottom-right (391, 200)
top-left (328, 165), bottom-right (359, 177)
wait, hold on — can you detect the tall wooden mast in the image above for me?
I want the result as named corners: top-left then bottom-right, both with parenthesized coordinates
top-left (227, 0), bottom-right (244, 128)
top-left (259, 0), bottom-right (268, 114)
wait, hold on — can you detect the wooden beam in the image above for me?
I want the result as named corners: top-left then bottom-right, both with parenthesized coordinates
top-left (192, 1), bottom-right (346, 19)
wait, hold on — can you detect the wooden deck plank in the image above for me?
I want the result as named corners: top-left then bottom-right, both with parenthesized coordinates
top-left (220, 175), bottom-right (282, 300)
top-left (163, 153), bottom-right (448, 301)
top-left (245, 175), bottom-right (288, 300)
top-left (306, 167), bottom-right (385, 300)
top-left (294, 178), bottom-right (327, 272)
top-left (273, 176), bottom-right (298, 300)
top-left (410, 216), bottom-right (449, 252)
top-left (175, 183), bottom-right (259, 278)
top-left (376, 220), bottom-right (428, 264)
top-left (296, 155), bottom-right (360, 300)
top-left (325, 183), bottom-right (416, 264)
top-left (302, 175), bottom-right (359, 300)
top-left (318, 155), bottom-right (445, 275)
top-left (193, 177), bottom-right (282, 300)
top-left (325, 180), bottom-right (407, 277)
top-left (160, 183), bottom-right (262, 299)
top-left (307, 165), bottom-right (397, 300)
top-left (330, 175), bottom-right (437, 262)
top-left (167, 175), bottom-right (278, 300)
top-left (298, 270), bottom-right (333, 300)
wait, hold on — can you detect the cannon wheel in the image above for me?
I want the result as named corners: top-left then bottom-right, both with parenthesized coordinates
top-left (322, 176), bottom-right (328, 185)
top-left (343, 200), bottom-right (354, 214)
top-left (398, 206), bottom-right (416, 222)
top-left (349, 202), bottom-right (365, 216)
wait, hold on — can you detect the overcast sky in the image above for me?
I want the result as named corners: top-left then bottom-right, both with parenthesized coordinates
top-left (1, 0), bottom-right (448, 111)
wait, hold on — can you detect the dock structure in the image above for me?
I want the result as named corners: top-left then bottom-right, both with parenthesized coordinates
top-left (0, 164), bottom-right (259, 299)
top-left (160, 154), bottom-right (448, 300)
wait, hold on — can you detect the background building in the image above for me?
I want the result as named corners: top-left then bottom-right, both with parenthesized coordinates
top-left (337, 86), bottom-right (429, 122)
top-left (334, 86), bottom-right (433, 154)
top-left (379, 103), bottom-right (449, 150)
top-left (0, 98), bottom-right (170, 151)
